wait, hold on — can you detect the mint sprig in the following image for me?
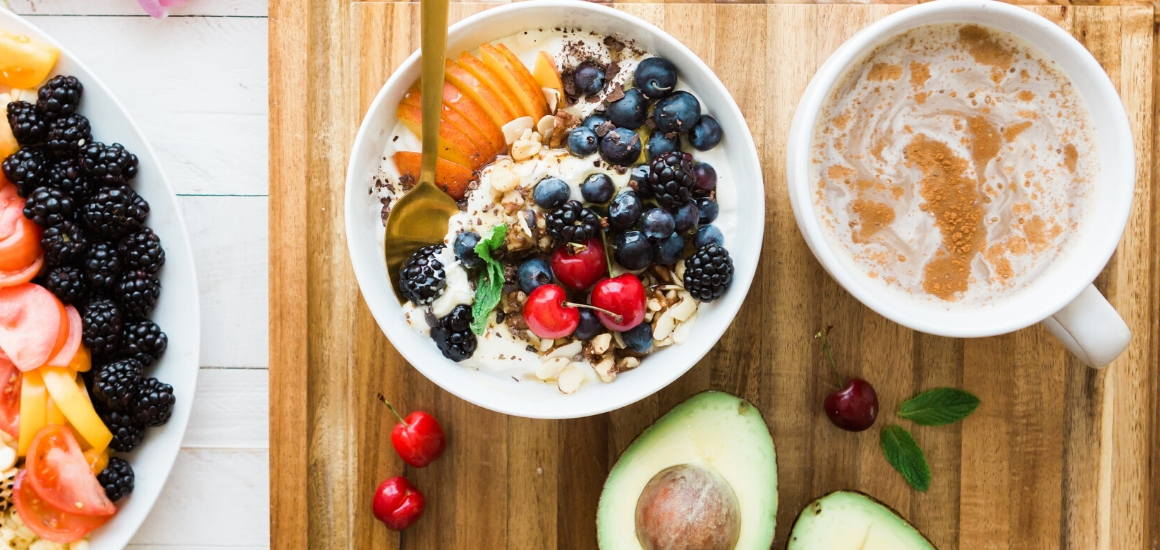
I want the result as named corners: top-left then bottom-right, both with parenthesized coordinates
top-left (880, 425), bottom-right (931, 492)
top-left (898, 388), bottom-right (980, 426)
top-left (469, 224), bottom-right (508, 335)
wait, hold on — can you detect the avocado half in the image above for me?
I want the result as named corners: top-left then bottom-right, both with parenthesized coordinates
top-left (596, 391), bottom-right (778, 550)
top-left (787, 491), bottom-right (936, 549)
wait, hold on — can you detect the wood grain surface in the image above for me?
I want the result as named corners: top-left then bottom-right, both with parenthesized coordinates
top-left (270, 2), bottom-right (1158, 549)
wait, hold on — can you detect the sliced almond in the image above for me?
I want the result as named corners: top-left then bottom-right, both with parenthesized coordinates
top-left (592, 333), bottom-right (612, 355)
top-left (668, 295), bottom-right (698, 322)
top-left (672, 311), bottom-right (697, 345)
top-left (0, 446), bottom-right (15, 471)
top-left (613, 331), bottom-right (626, 349)
top-left (502, 116), bottom-right (535, 144)
top-left (537, 357), bottom-right (570, 380)
top-left (647, 298), bottom-right (663, 312)
top-left (536, 114), bottom-right (557, 139)
top-left (549, 340), bottom-right (583, 359)
top-left (652, 309), bottom-right (677, 340)
top-left (594, 356), bottom-right (617, 383)
top-left (538, 337), bottom-right (556, 352)
top-left (557, 364), bottom-right (584, 394)
top-left (656, 335), bottom-right (675, 347)
top-left (490, 165), bottom-right (520, 194)
top-left (674, 259), bottom-right (687, 280)
top-left (510, 139), bottom-right (542, 162)
top-left (616, 356), bottom-right (641, 371)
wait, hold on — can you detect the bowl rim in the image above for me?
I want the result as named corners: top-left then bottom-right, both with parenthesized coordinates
top-left (344, 0), bottom-right (765, 418)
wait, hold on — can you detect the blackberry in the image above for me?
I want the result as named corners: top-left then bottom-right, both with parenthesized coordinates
top-left (132, 377), bottom-right (174, 427)
top-left (45, 158), bottom-right (92, 199)
top-left (93, 358), bottom-right (143, 410)
top-left (44, 266), bottom-right (88, 305)
top-left (98, 406), bottom-right (144, 453)
top-left (430, 305), bottom-right (476, 362)
top-left (41, 220), bottom-right (86, 266)
top-left (121, 320), bottom-right (167, 367)
top-left (645, 152), bottom-right (696, 210)
top-left (45, 114), bottom-right (92, 157)
top-left (1, 147), bottom-right (48, 197)
top-left (545, 200), bottom-right (601, 243)
top-left (96, 457), bottom-right (134, 502)
top-left (6, 101), bottom-right (47, 146)
top-left (23, 186), bottom-right (75, 227)
top-left (117, 228), bottom-right (165, 273)
top-left (81, 298), bottom-right (123, 357)
top-left (683, 244), bottom-right (734, 303)
top-left (80, 143), bottom-right (138, 186)
top-left (81, 186), bottom-right (148, 239)
top-left (84, 241), bottom-right (123, 292)
top-left (398, 245), bottom-right (446, 305)
top-left (114, 270), bottom-right (160, 318)
top-left (36, 76), bottom-right (83, 121)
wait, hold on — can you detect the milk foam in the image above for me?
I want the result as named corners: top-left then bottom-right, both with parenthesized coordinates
top-left (812, 24), bottom-right (1096, 306)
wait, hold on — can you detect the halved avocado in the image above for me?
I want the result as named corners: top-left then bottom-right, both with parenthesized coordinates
top-left (787, 491), bottom-right (936, 550)
top-left (596, 391), bottom-right (778, 550)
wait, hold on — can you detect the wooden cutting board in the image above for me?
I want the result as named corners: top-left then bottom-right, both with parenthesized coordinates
top-left (269, 3), bottom-right (1158, 549)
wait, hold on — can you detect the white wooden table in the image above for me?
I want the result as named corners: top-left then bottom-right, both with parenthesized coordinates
top-left (6, 1), bottom-right (270, 548)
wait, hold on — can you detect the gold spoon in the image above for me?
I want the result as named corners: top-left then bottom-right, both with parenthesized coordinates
top-left (384, 0), bottom-right (460, 302)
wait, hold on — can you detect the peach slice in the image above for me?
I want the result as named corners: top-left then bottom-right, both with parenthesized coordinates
top-left (396, 102), bottom-right (489, 169)
top-left (533, 51), bottom-right (565, 108)
top-left (439, 82), bottom-right (506, 155)
top-left (392, 151), bottom-right (475, 200)
top-left (479, 43), bottom-right (549, 121)
top-left (456, 52), bottom-right (527, 120)
top-left (402, 88), bottom-right (497, 158)
top-left (445, 59), bottom-right (516, 128)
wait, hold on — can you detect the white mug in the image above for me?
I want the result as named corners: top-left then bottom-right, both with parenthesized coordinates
top-left (787, 0), bottom-right (1133, 368)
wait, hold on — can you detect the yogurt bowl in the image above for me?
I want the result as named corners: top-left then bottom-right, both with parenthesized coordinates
top-left (345, 0), bottom-right (764, 419)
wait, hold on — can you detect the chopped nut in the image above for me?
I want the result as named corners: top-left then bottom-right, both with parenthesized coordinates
top-left (502, 188), bottom-right (525, 211)
top-left (613, 331), bottom-right (626, 349)
top-left (537, 357), bottom-right (570, 380)
top-left (664, 289), bottom-right (677, 302)
top-left (538, 337), bottom-right (555, 352)
top-left (537, 115), bottom-right (556, 139)
top-left (647, 299), bottom-right (663, 312)
top-left (652, 309), bottom-right (677, 340)
top-left (672, 312), bottom-right (697, 344)
top-left (656, 335), bottom-right (675, 347)
top-left (644, 311), bottom-right (655, 323)
top-left (616, 356), bottom-right (640, 371)
top-left (592, 333), bottom-right (612, 355)
top-left (510, 139), bottom-right (542, 162)
top-left (557, 364), bottom-right (584, 394)
top-left (652, 265), bottom-right (672, 283)
top-left (669, 294), bottom-right (698, 322)
top-left (594, 356), bottom-right (617, 383)
top-left (550, 340), bottom-right (584, 359)
top-left (675, 259), bottom-right (687, 280)
top-left (490, 165), bottom-right (520, 194)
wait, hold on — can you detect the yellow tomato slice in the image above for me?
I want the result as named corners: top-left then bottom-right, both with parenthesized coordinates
top-left (18, 369), bottom-right (46, 456)
top-left (0, 31), bottom-right (60, 89)
top-left (40, 367), bottom-right (111, 453)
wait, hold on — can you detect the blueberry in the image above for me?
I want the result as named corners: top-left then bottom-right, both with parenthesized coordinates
top-left (641, 208), bottom-right (675, 240)
top-left (574, 309), bottom-right (603, 341)
top-left (567, 127), bottom-right (599, 157)
top-left (581, 173), bottom-right (615, 204)
top-left (607, 89), bottom-right (648, 130)
top-left (689, 115), bottom-right (722, 150)
top-left (653, 91), bottom-right (701, 134)
top-left (652, 233), bottom-right (685, 265)
top-left (696, 197), bottom-right (719, 224)
top-left (634, 57), bottom-right (678, 100)
top-left (453, 231), bottom-right (484, 270)
top-left (630, 165), bottom-right (653, 199)
top-left (533, 177), bottom-right (571, 209)
top-left (608, 191), bottom-right (643, 230)
top-left (622, 323), bottom-right (653, 353)
top-left (517, 258), bottom-right (553, 294)
top-left (673, 201), bottom-right (700, 234)
top-left (580, 114), bottom-right (609, 133)
top-left (693, 162), bottom-right (717, 194)
top-left (693, 225), bottom-right (724, 249)
top-left (647, 131), bottom-right (680, 161)
top-left (599, 127), bottom-right (642, 166)
top-left (573, 61), bottom-right (605, 96)
top-left (614, 230), bottom-right (652, 271)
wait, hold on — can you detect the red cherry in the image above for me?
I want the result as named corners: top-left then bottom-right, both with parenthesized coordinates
top-left (372, 476), bottom-right (425, 531)
top-left (378, 394), bottom-right (446, 468)
top-left (552, 238), bottom-right (608, 291)
top-left (524, 284), bottom-right (580, 339)
top-left (824, 379), bottom-right (879, 432)
top-left (590, 274), bottom-right (646, 332)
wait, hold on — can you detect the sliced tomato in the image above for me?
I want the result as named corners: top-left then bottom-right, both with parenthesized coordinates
top-left (0, 283), bottom-right (64, 371)
top-left (25, 424), bottom-right (116, 517)
top-left (12, 469), bottom-right (110, 543)
top-left (0, 353), bottom-right (19, 439)
top-left (0, 217), bottom-right (42, 273)
top-left (44, 304), bottom-right (78, 369)
top-left (0, 184), bottom-right (23, 241)
top-left (0, 254), bottom-right (43, 288)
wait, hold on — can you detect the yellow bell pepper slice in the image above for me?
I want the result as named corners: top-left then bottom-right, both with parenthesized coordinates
top-left (40, 367), bottom-right (111, 453)
top-left (45, 395), bottom-right (66, 426)
top-left (0, 31), bottom-right (60, 89)
top-left (69, 345), bottom-right (91, 373)
top-left (18, 370), bottom-right (47, 456)
top-left (83, 448), bottom-right (109, 475)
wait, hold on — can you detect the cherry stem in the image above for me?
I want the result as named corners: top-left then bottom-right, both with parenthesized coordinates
top-left (377, 393), bottom-right (409, 427)
top-left (563, 301), bottom-right (623, 323)
top-left (814, 327), bottom-right (843, 389)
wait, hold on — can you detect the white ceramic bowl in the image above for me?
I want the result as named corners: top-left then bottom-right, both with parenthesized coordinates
top-left (0, 10), bottom-right (200, 548)
top-left (345, 1), bottom-right (764, 419)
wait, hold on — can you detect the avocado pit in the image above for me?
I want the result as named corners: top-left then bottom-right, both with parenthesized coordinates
top-left (634, 464), bottom-right (741, 550)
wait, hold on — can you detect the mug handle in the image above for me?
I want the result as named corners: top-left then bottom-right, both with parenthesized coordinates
top-left (1040, 284), bottom-right (1130, 368)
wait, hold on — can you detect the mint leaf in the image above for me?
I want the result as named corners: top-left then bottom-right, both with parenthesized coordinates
top-left (880, 425), bottom-right (931, 492)
top-left (898, 388), bottom-right (981, 426)
top-left (469, 224), bottom-right (508, 334)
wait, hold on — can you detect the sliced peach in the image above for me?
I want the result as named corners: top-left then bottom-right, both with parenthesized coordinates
top-left (439, 82), bottom-right (506, 154)
top-left (402, 88), bottom-right (497, 158)
top-left (457, 52), bottom-right (527, 120)
top-left (445, 59), bottom-right (516, 128)
top-left (0, 31), bottom-right (60, 89)
top-left (480, 43), bottom-right (549, 121)
top-left (0, 117), bottom-right (17, 159)
top-left (396, 102), bottom-right (489, 169)
top-left (393, 151), bottom-right (476, 200)
top-left (533, 51), bottom-right (565, 107)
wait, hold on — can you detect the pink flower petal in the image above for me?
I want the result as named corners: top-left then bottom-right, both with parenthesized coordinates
top-left (137, 0), bottom-right (189, 17)
top-left (159, 0), bottom-right (190, 7)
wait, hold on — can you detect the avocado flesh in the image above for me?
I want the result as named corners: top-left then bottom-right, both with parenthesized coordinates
top-left (787, 491), bottom-right (936, 550)
top-left (597, 391), bottom-right (778, 550)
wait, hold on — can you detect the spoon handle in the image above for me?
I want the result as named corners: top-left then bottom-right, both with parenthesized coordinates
top-left (419, 0), bottom-right (450, 187)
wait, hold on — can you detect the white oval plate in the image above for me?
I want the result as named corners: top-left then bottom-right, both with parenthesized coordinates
top-left (0, 10), bottom-right (200, 549)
